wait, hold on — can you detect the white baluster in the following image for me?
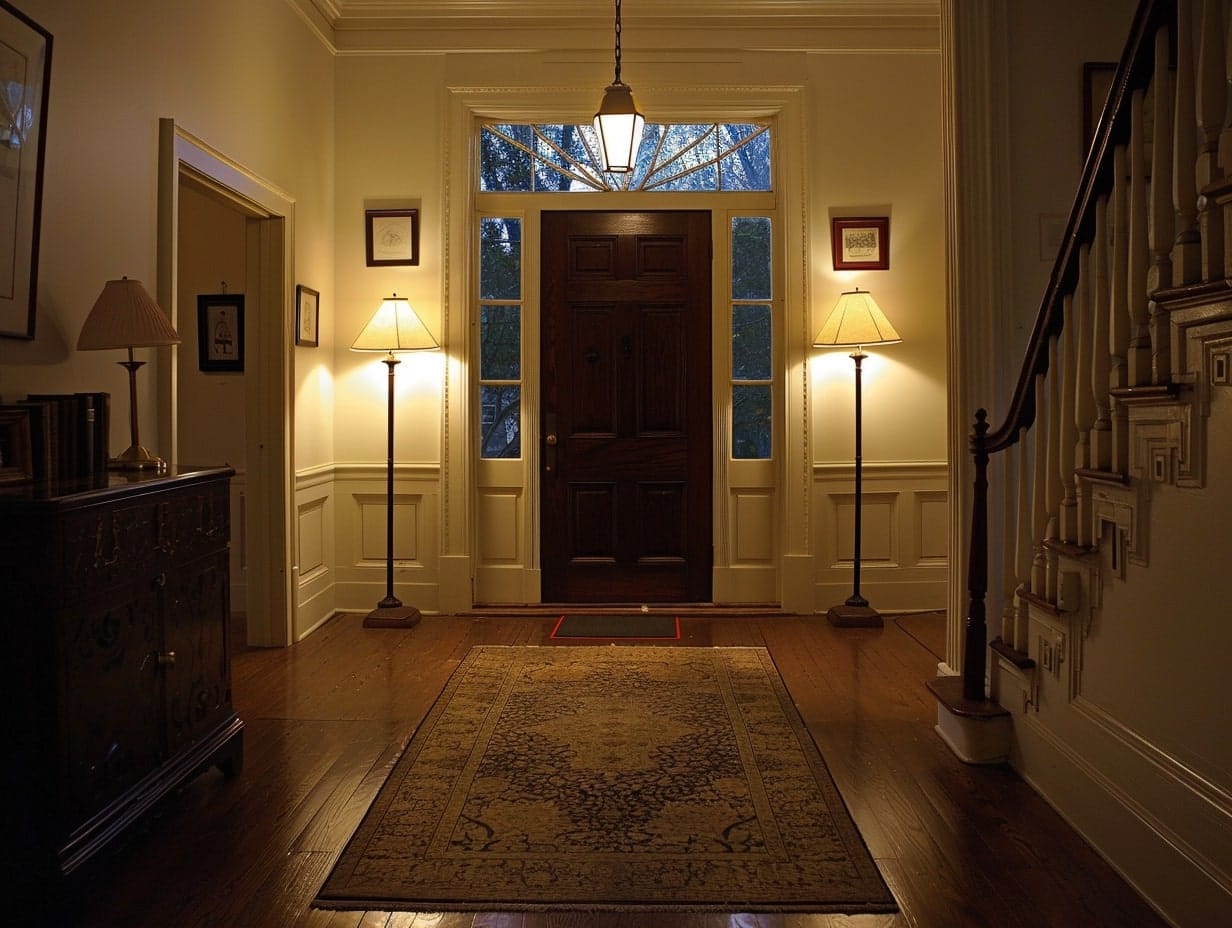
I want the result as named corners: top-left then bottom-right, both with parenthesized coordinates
top-left (1110, 145), bottom-right (1132, 474)
top-left (1090, 193), bottom-right (1114, 471)
top-left (1074, 246), bottom-right (1096, 548)
top-left (1174, 0), bottom-right (1202, 283)
top-left (1045, 331), bottom-right (1063, 601)
top-left (1198, 0), bottom-right (1226, 277)
top-left (1150, 26), bottom-right (1175, 293)
top-left (1001, 449), bottom-right (1019, 649)
top-left (1031, 369), bottom-right (1049, 598)
top-left (1129, 87), bottom-right (1152, 386)
top-left (1014, 428), bottom-right (1032, 651)
top-left (1060, 285), bottom-right (1080, 547)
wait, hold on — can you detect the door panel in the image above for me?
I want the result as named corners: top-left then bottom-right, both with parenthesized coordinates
top-left (541, 210), bottom-right (712, 603)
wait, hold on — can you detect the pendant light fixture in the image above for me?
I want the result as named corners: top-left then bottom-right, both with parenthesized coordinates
top-left (593, 0), bottom-right (644, 173)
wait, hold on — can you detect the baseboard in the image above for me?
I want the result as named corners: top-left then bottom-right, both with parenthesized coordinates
top-left (1010, 705), bottom-right (1231, 925)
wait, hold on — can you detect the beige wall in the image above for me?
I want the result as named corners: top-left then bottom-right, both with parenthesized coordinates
top-left (1004, 0), bottom-right (1137, 364)
top-left (333, 54), bottom-right (447, 468)
top-left (808, 50), bottom-right (948, 466)
top-left (0, 0), bottom-right (335, 471)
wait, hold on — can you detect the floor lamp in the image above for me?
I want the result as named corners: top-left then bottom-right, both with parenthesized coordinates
top-left (351, 295), bottom-right (439, 628)
top-left (77, 277), bottom-right (181, 471)
top-left (813, 287), bottom-right (901, 628)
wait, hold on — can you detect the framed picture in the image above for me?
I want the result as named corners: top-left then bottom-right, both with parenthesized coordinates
top-left (365, 208), bottom-right (419, 266)
top-left (296, 284), bottom-right (320, 347)
top-left (0, 2), bottom-right (52, 340)
top-left (197, 293), bottom-right (245, 372)
top-left (831, 217), bottom-right (890, 271)
top-left (0, 405), bottom-right (33, 485)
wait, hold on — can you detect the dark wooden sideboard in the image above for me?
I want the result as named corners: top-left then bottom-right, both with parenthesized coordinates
top-left (0, 466), bottom-right (243, 905)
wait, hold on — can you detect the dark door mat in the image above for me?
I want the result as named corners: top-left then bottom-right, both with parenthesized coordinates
top-left (550, 613), bottom-right (681, 639)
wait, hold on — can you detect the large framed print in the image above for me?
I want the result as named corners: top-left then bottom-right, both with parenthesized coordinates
top-left (0, 1), bottom-right (52, 339)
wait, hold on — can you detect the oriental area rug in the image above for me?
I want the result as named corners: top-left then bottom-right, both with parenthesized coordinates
top-left (313, 645), bottom-right (896, 914)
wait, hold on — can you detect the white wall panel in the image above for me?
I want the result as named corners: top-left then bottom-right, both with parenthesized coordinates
top-left (813, 462), bottom-right (947, 612)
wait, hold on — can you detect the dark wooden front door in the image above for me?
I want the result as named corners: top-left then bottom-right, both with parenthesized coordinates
top-left (540, 210), bottom-right (712, 603)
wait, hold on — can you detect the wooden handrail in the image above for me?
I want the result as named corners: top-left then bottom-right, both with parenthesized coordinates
top-left (962, 0), bottom-right (1175, 700)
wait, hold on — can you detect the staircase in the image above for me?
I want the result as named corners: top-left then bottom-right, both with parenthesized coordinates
top-left (934, 1), bottom-right (1232, 923)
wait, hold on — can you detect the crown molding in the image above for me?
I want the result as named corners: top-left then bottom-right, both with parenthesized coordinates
top-left (290, 0), bottom-right (940, 54)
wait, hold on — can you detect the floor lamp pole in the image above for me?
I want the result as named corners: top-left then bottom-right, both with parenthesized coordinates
top-left (364, 354), bottom-right (421, 629)
top-left (828, 348), bottom-right (883, 628)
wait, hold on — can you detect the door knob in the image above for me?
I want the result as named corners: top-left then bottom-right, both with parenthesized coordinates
top-left (546, 433), bottom-right (558, 446)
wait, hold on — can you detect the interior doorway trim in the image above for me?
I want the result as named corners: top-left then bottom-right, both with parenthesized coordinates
top-left (156, 118), bottom-right (297, 647)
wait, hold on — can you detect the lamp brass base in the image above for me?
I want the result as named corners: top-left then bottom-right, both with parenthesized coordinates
top-left (109, 444), bottom-right (167, 471)
top-left (826, 603), bottom-right (883, 628)
top-left (363, 604), bottom-right (422, 629)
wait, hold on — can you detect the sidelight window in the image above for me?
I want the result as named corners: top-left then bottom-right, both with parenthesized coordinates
top-left (479, 217), bottom-right (522, 459)
top-left (731, 216), bottom-right (773, 459)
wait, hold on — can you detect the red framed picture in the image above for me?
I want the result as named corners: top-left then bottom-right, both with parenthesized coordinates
top-left (831, 217), bottom-right (889, 271)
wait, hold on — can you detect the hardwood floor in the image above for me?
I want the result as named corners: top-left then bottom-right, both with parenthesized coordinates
top-left (66, 612), bottom-right (1167, 928)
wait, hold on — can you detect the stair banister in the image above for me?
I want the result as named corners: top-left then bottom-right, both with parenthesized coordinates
top-left (961, 0), bottom-right (1175, 702)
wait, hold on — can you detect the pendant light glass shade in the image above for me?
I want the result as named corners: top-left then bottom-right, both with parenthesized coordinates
top-left (594, 0), bottom-right (644, 173)
top-left (594, 83), bottom-right (645, 174)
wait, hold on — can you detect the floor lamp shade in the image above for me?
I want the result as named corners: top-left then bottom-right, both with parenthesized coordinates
top-left (351, 295), bottom-right (439, 628)
top-left (813, 288), bottom-right (901, 628)
top-left (812, 288), bottom-right (901, 349)
top-left (76, 277), bottom-right (181, 471)
top-left (351, 295), bottom-right (439, 353)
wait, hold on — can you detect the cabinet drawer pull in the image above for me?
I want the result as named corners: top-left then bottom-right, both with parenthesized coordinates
top-left (157, 651), bottom-right (177, 667)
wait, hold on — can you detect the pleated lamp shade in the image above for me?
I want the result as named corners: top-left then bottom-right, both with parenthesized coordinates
top-left (812, 288), bottom-right (901, 349)
top-left (351, 295), bottom-right (438, 352)
top-left (77, 277), bottom-right (180, 350)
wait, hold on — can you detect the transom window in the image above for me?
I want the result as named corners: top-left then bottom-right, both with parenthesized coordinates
top-left (480, 123), bottom-right (771, 192)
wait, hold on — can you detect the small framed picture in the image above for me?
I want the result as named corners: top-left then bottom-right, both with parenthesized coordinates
top-left (831, 217), bottom-right (890, 271)
top-left (197, 293), bottom-right (245, 372)
top-left (296, 285), bottom-right (320, 347)
top-left (365, 208), bottom-right (419, 266)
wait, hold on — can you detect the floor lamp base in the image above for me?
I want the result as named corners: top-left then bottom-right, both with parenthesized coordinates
top-left (826, 603), bottom-right (884, 628)
top-left (363, 604), bottom-right (422, 629)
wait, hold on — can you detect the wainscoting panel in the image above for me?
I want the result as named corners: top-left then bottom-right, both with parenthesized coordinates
top-left (915, 490), bottom-right (950, 563)
top-left (733, 490), bottom-right (774, 562)
top-left (322, 463), bottom-right (442, 618)
top-left (295, 466), bottom-right (336, 640)
top-left (475, 488), bottom-right (531, 605)
top-left (813, 461), bottom-right (948, 612)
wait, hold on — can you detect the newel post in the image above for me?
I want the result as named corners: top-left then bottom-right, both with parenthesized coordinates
top-left (963, 409), bottom-right (990, 701)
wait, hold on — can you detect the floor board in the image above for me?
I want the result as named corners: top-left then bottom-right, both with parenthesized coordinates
top-left (66, 612), bottom-right (1166, 928)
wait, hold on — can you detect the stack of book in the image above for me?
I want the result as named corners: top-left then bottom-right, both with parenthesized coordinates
top-left (12, 392), bottom-right (110, 483)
